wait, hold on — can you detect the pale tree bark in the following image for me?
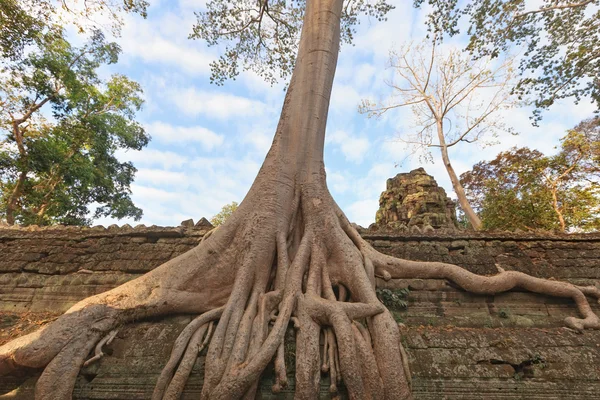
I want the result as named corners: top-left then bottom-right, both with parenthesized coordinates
top-left (545, 159), bottom-right (582, 232)
top-left (1, 1), bottom-right (600, 400)
top-left (436, 120), bottom-right (482, 230)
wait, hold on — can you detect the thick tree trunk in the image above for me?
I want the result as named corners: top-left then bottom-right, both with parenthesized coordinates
top-left (436, 122), bottom-right (482, 230)
top-left (250, 0), bottom-right (342, 194)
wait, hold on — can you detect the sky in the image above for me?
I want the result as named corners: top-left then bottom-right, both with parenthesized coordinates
top-left (86, 0), bottom-right (597, 228)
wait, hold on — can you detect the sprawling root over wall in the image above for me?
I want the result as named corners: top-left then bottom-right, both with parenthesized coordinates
top-left (2, 182), bottom-right (600, 400)
top-left (149, 183), bottom-right (415, 400)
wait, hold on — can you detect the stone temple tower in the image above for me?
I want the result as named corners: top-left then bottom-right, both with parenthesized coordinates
top-left (373, 167), bottom-right (458, 231)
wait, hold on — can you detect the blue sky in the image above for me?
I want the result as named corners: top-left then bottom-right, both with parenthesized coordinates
top-left (89, 0), bottom-right (596, 228)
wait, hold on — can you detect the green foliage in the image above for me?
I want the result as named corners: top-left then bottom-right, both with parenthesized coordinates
top-left (415, 0), bottom-right (600, 122)
top-left (0, 0), bottom-right (148, 52)
top-left (0, 17), bottom-right (148, 226)
top-left (454, 202), bottom-right (472, 230)
top-left (460, 118), bottom-right (600, 232)
top-left (376, 287), bottom-right (410, 310)
top-left (0, 0), bottom-right (52, 61)
top-left (210, 201), bottom-right (239, 227)
top-left (462, 147), bottom-right (558, 231)
top-left (190, 0), bottom-right (394, 85)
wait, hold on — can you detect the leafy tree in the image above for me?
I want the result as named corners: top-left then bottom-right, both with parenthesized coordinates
top-left (5, 2), bottom-right (600, 400)
top-left (0, 0), bottom-right (149, 58)
top-left (461, 118), bottom-right (600, 232)
top-left (461, 148), bottom-right (560, 230)
top-left (360, 40), bottom-right (516, 230)
top-left (210, 201), bottom-right (239, 226)
top-left (0, 25), bottom-right (148, 226)
top-left (415, 0), bottom-right (600, 122)
top-left (545, 118), bottom-right (600, 230)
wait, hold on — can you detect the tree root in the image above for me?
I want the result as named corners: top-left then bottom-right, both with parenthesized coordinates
top-left (82, 329), bottom-right (119, 367)
top-left (152, 308), bottom-right (223, 400)
top-left (396, 327), bottom-right (412, 389)
top-left (366, 245), bottom-right (600, 332)
top-left (162, 321), bottom-right (215, 400)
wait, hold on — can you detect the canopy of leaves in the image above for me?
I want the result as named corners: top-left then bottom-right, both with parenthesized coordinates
top-left (190, 0), bottom-right (394, 85)
top-left (461, 148), bottom-right (558, 230)
top-left (0, 23), bottom-right (148, 226)
top-left (0, 0), bottom-right (149, 60)
top-left (0, 0), bottom-right (52, 61)
top-left (210, 201), bottom-right (239, 227)
top-left (460, 118), bottom-right (600, 232)
top-left (415, 0), bottom-right (600, 122)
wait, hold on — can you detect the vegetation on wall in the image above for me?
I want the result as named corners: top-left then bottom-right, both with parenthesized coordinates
top-left (210, 201), bottom-right (239, 227)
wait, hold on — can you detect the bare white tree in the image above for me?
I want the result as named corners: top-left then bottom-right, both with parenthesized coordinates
top-left (360, 40), bottom-right (516, 230)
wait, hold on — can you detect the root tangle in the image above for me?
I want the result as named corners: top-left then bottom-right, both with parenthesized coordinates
top-left (150, 189), bottom-right (413, 400)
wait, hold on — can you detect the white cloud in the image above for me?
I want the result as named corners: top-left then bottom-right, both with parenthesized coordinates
top-left (330, 83), bottom-right (361, 113)
top-left (345, 198), bottom-right (380, 227)
top-left (331, 162), bottom-right (398, 225)
top-left (130, 184), bottom-right (181, 204)
top-left (134, 168), bottom-right (192, 187)
top-left (178, 0), bottom-right (209, 11)
top-left (146, 121), bottom-right (224, 149)
top-left (351, 3), bottom-right (424, 61)
top-left (326, 169), bottom-right (350, 195)
top-left (169, 88), bottom-right (268, 119)
top-left (119, 13), bottom-right (214, 77)
top-left (242, 126), bottom-right (273, 155)
top-left (326, 130), bottom-right (371, 163)
top-left (188, 156), bottom-right (262, 187)
top-left (117, 148), bottom-right (190, 170)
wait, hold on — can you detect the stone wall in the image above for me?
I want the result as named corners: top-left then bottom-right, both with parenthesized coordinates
top-left (0, 225), bottom-right (206, 313)
top-left (1, 225), bottom-right (600, 399)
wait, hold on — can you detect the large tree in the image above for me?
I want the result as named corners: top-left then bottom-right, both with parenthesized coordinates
top-left (0, 22), bottom-right (148, 226)
top-left (461, 118), bottom-right (600, 232)
top-left (3, 1), bottom-right (600, 400)
top-left (359, 40), bottom-right (515, 230)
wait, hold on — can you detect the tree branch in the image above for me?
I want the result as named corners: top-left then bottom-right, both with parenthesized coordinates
top-left (516, 0), bottom-right (595, 18)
